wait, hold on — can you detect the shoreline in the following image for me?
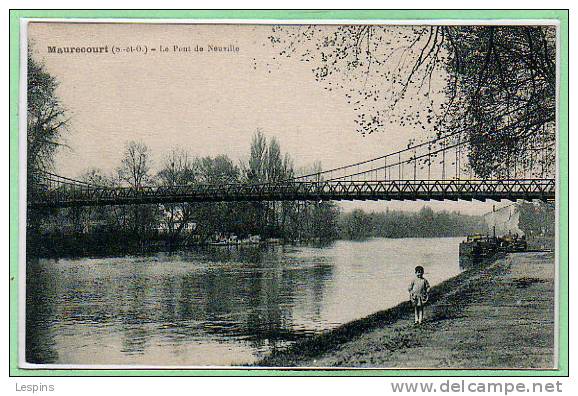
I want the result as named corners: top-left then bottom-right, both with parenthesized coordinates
top-left (254, 251), bottom-right (555, 368)
top-left (28, 234), bottom-right (554, 260)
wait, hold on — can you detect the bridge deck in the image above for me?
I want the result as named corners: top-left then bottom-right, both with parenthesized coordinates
top-left (28, 179), bottom-right (556, 208)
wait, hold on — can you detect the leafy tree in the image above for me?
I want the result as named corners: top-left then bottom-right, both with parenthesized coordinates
top-left (185, 155), bottom-right (245, 241)
top-left (197, 154), bottom-right (239, 184)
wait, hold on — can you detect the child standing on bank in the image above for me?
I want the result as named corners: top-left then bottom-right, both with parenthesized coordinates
top-left (408, 266), bottom-right (430, 325)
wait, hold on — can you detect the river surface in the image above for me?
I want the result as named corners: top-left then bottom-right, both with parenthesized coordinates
top-left (26, 237), bottom-right (463, 366)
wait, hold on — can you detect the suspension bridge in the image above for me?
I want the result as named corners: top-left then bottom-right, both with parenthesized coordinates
top-left (28, 132), bottom-right (556, 209)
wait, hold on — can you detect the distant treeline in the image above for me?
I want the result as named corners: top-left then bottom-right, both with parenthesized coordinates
top-left (338, 207), bottom-right (484, 240)
top-left (29, 205), bottom-right (482, 257)
top-left (28, 200), bottom-right (341, 258)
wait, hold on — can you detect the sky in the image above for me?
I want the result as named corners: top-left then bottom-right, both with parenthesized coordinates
top-left (27, 22), bottom-right (511, 215)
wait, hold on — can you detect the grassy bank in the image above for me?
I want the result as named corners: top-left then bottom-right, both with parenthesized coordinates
top-left (256, 252), bottom-right (555, 368)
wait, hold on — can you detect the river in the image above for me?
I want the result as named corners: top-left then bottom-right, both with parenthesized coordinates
top-left (26, 237), bottom-right (463, 366)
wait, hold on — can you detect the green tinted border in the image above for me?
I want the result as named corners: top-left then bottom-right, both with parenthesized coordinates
top-left (9, 9), bottom-right (569, 377)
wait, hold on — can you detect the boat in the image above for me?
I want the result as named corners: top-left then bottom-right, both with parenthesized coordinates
top-left (459, 232), bottom-right (528, 263)
top-left (459, 234), bottom-right (499, 259)
top-left (497, 233), bottom-right (528, 253)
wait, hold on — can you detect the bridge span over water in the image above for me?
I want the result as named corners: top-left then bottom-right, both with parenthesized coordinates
top-left (28, 132), bottom-right (556, 209)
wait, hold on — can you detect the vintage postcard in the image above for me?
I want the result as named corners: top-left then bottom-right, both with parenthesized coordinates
top-left (14, 13), bottom-right (565, 373)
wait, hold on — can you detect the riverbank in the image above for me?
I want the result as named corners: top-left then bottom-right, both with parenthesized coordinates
top-left (256, 251), bottom-right (555, 368)
top-left (26, 232), bottom-right (336, 258)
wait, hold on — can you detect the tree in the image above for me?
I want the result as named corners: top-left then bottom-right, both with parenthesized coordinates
top-left (26, 49), bottom-right (69, 242)
top-left (184, 154), bottom-right (247, 241)
top-left (117, 140), bottom-right (152, 188)
top-left (265, 137), bottom-right (283, 182)
top-left (438, 26), bottom-right (556, 178)
top-left (157, 148), bottom-right (197, 242)
top-left (242, 130), bottom-right (303, 238)
top-left (268, 25), bottom-right (556, 177)
top-left (243, 131), bottom-right (269, 236)
top-left (27, 48), bottom-right (69, 190)
top-left (198, 154), bottom-right (239, 184)
top-left (157, 148), bottom-right (196, 187)
top-left (245, 129), bottom-right (268, 183)
top-left (74, 168), bottom-right (115, 233)
top-left (117, 140), bottom-right (156, 235)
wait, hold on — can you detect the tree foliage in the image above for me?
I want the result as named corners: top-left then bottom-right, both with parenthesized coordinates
top-left (339, 207), bottom-right (483, 240)
top-left (268, 25), bottom-right (556, 177)
top-left (27, 48), bottom-right (69, 188)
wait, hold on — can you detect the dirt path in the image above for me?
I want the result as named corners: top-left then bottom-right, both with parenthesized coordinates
top-left (257, 252), bottom-right (555, 369)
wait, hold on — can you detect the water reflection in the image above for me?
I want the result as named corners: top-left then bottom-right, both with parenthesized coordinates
top-left (26, 238), bottom-right (461, 365)
top-left (26, 258), bottom-right (59, 363)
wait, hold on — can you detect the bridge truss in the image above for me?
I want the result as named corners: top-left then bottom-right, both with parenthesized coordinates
top-left (28, 132), bottom-right (556, 209)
